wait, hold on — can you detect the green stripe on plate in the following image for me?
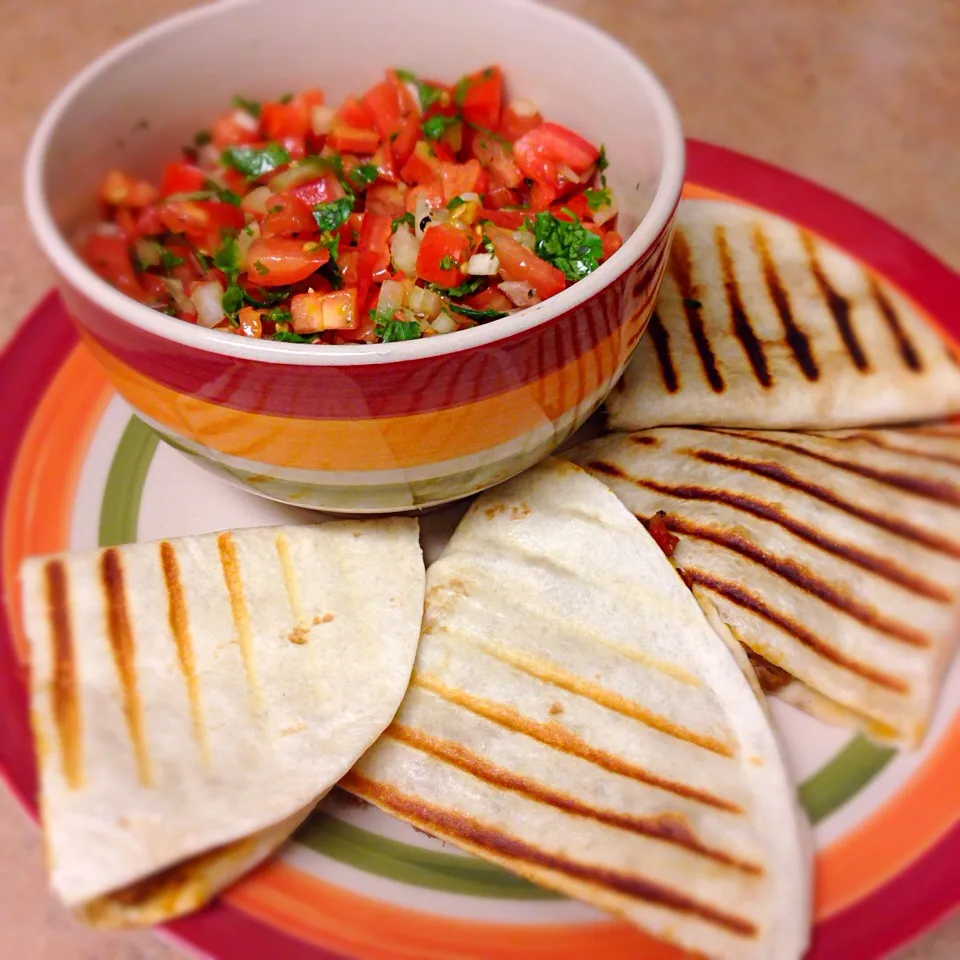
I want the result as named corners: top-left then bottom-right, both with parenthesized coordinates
top-left (97, 415), bottom-right (899, 895)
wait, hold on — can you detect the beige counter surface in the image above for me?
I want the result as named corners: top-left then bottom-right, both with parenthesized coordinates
top-left (1, 0), bottom-right (957, 957)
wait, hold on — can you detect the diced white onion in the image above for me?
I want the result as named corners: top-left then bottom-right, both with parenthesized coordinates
top-left (190, 280), bottom-right (226, 328)
top-left (197, 144), bottom-right (221, 170)
top-left (459, 192), bottom-right (480, 204)
top-left (377, 279), bottom-right (406, 317)
top-left (407, 285), bottom-right (442, 320)
top-left (590, 192), bottom-right (619, 227)
top-left (508, 97), bottom-right (539, 118)
top-left (237, 220), bottom-right (261, 269)
top-left (311, 104), bottom-right (336, 136)
top-left (499, 281), bottom-right (541, 308)
top-left (431, 312), bottom-right (458, 334)
top-left (162, 277), bottom-right (193, 313)
top-left (413, 195), bottom-right (448, 239)
top-left (467, 252), bottom-right (500, 276)
top-left (241, 186), bottom-right (272, 215)
top-left (233, 108), bottom-right (260, 132)
top-left (134, 239), bottom-right (161, 267)
top-left (390, 224), bottom-right (420, 275)
top-left (403, 81), bottom-right (422, 111)
top-left (513, 229), bottom-right (535, 250)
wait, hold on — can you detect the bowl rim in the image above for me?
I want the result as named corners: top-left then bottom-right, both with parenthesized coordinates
top-left (23, 0), bottom-right (684, 368)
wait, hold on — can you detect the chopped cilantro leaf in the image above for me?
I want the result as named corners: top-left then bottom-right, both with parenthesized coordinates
top-left (159, 249), bottom-right (185, 273)
top-left (395, 69), bottom-right (445, 111)
top-left (244, 288), bottom-right (293, 309)
top-left (221, 283), bottom-right (245, 316)
top-left (532, 211), bottom-right (602, 282)
top-left (447, 196), bottom-right (466, 210)
top-left (194, 250), bottom-right (212, 271)
top-left (206, 181), bottom-right (243, 206)
top-left (319, 257), bottom-right (344, 290)
top-left (447, 302), bottom-right (507, 321)
top-left (376, 318), bottom-right (422, 342)
top-left (313, 197), bottom-right (354, 232)
top-left (278, 92), bottom-right (294, 104)
top-left (597, 144), bottom-right (609, 172)
top-left (438, 255), bottom-right (456, 270)
top-left (427, 276), bottom-right (484, 298)
top-left (232, 95), bottom-right (262, 118)
top-left (391, 212), bottom-right (415, 233)
top-left (271, 330), bottom-right (316, 343)
top-left (422, 114), bottom-right (459, 141)
top-left (584, 187), bottom-right (612, 211)
top-left (213, 233), bottom-right (241, 281)
top-left (266, 307), bottom-right (293, 324)
top-left (220, 143), bottom-right (291, 178)
top-left (268, 204), bottom-right (284, 214)
top-left (320, 231), bottom-right (341, 262)
top-left (253, 260), bottom-right (269, 276)
top-left (348, 163), bottom-right (378, 189)
top-left (194, 130), bottom-right (212, 147)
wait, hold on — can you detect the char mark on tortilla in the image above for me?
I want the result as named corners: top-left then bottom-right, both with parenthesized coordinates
top-left (648, 311), bottom-right (680, 393)
top-left (868, 276), bottom-right (923, 372)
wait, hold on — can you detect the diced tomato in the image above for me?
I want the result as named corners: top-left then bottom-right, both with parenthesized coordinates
top-left (390, 113), bottom-right (420, 167)
top-left (416, 223), bottom-right (472, 286)
top-left (460, 66), bottom-right (503, 131)
top-left (260, 100), bottom-right (311, 140)
top-left (261, 193), bottom-right (317, 238)
top-left (468, 133), bottom-right (523, 189)
top-left (113, 208), bottom-right (138, 243)
top-left (290, 174), bottom-right (345, 207)
top-left (484, 225), bottom-right (566, 300)
top-left (362, 81), bottom-right (404, 141)
top-left (530, 181), bottom-right (558, 211)
top-left (237, 306), bottom-right (263, 338)
top-left (438, 160), bottom-right (484, 204)
top-left (336, 96), bottom-right (376, 130)
top-left (386, 69), bottom-right (420, 116)
top-left (82, 233), bottom-right (147, 301)
top-left (329, 123), bottom-right (380, 155)
top-left (554, 193), bottom-right (590, 220)
top-left (400, 141), bottom-right (444, 185)
top-left (159, 162), bottom-right (206, 198)
top-left (480, 208), bottom-right (527, 229)
top-left (647, 512), bottom-right (679, 557)
top-left (140, 273), bottom-right (169, 304)
top-left (134, 205), bottom-right (164, 237)
top-left (158, 200), bottom-right (209, 235)
top-left (291, 288), bottom-right (358, 333)
top-left (99, 170), bottom-right (157, 208)
top-left (485, 183), bottom-right (519, 210)
top-left (277, 136), bottom-right (307, 163)
top-left (371, 144), bottom-right (400, 183)
top-left (356, 212), bottom-right (394, 306)
top-left (245, 238), bottom-right (330, 286)
top-left (514, 122), bottom-right (600, 185)
top-left (464, 286), bottom-right (513, 313)
top-left (405, 181), bottom-right (445, 215)
top-left (211, 109), bottom-right (260, 149)
top-left (365, 183), bottom-right (408, 218)
top-left (512, 133), bottom-right (557, 186)
top-left (339, 249), bottom-right (360, 288)
top-left (500, 102), bottom-right (543, 142)
top-left (602, 230), bottom-right (624, 260)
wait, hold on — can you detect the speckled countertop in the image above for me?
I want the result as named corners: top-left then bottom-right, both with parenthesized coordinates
top-left (0, 1), bottom-right (957, 957)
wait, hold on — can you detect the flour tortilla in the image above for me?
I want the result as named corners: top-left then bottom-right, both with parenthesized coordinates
top-left (569, 425), bottom-right (960, 747)
top-left (346, 460), bottom-right (811, 960)
top-left (21, 521), bottom-right (424, 925)
top-left (606, 199), bottom-right (960, 431)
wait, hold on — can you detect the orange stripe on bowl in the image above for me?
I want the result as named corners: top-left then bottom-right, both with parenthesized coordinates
top-left (82, 326), bottom-right (631, 473)
top-left (1, 347), bottom-right (113, 662)
top-left (814, 709), bottom-right (960, 920)
top-left (226, 860), bottom-right (691, 960)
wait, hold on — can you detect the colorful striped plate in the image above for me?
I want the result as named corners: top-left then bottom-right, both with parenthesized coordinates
top-left (1, 141), bottom-right (958, 959)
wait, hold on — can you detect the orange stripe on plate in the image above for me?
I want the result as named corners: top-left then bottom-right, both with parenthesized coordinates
top-left (226, 860), bottom-right (692, 960)
top-left (2, 348), bottom-right (113, 662)
top-left (82, 323), bottom-right (633, 473)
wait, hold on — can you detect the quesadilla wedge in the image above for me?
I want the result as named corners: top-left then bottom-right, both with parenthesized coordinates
top-left (21, 521), bottom-right (425, 925)
top-left (606, 199), bottom-right (960, 431)
top-left (345, 460), bottom-right (811, 960)
top-left (569, 425), bottom-right (960, 747)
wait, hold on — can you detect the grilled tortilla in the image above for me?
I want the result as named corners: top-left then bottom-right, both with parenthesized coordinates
top-left (569, 425), bottom-right (960, 747)
top-left (345, 460), bottom-right (811, 960)
top-left (606, 199), bottom-right (960, 431)
top-left (21, 521), bottom-right (424, 925)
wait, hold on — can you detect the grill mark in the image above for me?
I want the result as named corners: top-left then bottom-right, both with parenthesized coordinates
top-left (669, 231), bottom-right (725, 392)
top-left (665, 516), bottom-right (931, 648)
top-left (686, 570), bottom-right (909, 692)
top-left (752, 227), bottom-right (819, 380)
top-left (43, 561), bottom-right (82, 789)
top-left (479, 644), bottom-right (732, 757)
top-left (100, 549), bottom-right (153, 786)
top-left (217, 533), bottom-right (261, 710)
top-left (343, 772), bottom-right (758, 938)
top-left (388, 723), bottom-right (762, 875)
top-left (159, 542), bottom-right (208, 765)
top-left (801, 232), bottom-right (869, 371)
top-left (585, 455), bottom-right (950, 602)
top-left (834, 432), bottom-right (960, 469)
top-left (730, 433), bottom-right (960, 507)
top-left (414, 674), bottom-right (742, 813)
top-left (869, 278), bottom-right (922, 371)
top-left (648, 311), bottom-right (679, 392)
top-left (690, 446), bottom-right (960, 558)
top-left (715, 226), bottom-right (771, 387)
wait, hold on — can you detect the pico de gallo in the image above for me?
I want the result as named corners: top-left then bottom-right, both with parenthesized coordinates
top-left (83, 67), bottom-right (622, 344)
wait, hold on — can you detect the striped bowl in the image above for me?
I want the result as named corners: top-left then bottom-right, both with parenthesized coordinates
top-left (24, 0), bottom-right (684, 513)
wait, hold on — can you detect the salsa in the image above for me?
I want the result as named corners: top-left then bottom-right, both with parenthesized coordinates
top-left (84, 67), bottom-right (623, 344)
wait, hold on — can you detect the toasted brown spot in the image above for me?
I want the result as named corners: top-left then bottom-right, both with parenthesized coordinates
top-left (752, 227), bottom-right (819, 380)
top-left (318, 612), bottom-right (335, 624)
top-left (100, 549), bottom-right (153, 786)
top-left (388, 724), bottom-right (762, 875)
top-left (665, 515), bottom-right (931, 647)
top-left (343, 772), bottom-right (757, 938)
top-left (159, 542), bottom-right (207, 764)
top-left (44, 561), bottom-right (82, 789)
top-left (334, 786), bottom-right (369, 808)
top-left (288, 625), bottom-right (310, 645)
top-left (715, 225), bottom-right (771, 387)
top-left (414, 675), bottom-right (741, 813)
top-left (869, 278), bottom-right (922, 371)
top-left (596, 458), bottom-right (950, 602)
top-left (480, 645), bottom-right (732, 757)
top-left (484, 502), bottom-right (531, 521)
top-left (648, 311), bottom-right (680, 393)
top-left (690, 446), bottom-right (960, 559)
top-left (802, 232), bottom-right (869, 371)
top-left (549, 702), bottom-right (564, 716)
top-left (744, 648), bottom-right (795, 694)
top-left (218, 533), bottom-right (260, 710)
top-left (669, 231), bottom-right (725, 393)
top-left (686, 570), bottom-right (909, 692)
